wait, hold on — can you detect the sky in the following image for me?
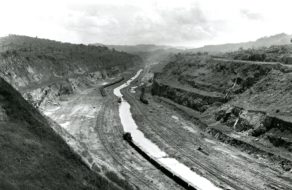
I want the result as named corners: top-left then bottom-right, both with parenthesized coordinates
top-left (0, 0), bottom-right (292, 47)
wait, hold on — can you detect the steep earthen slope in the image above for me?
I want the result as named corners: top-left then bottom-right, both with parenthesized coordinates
top-left (0, 77), bottom-right (123, 190)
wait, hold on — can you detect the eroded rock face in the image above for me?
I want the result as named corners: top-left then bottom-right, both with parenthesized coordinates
top-left (152, 55), bottom-right (292, 153)
top-left (22, 72), bottom-right (103, 109)
top-left (151, 55), bottom-right (283, 115)
top-left (213, 104), bottom-right (292, 153)
top-left (152, 80), bottom-right (225, 112)
top-left (215, 105), bottom-right (258, 132)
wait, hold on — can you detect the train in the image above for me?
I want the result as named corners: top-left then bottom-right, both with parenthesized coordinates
top-left (139, 85), bottom-right (149, 104)
top-left (99, 86), bottom-right (107, 97)
top-left (139, 96), bottom-right (149, 104)
top-left (123, 132), bottom-right (197, 190)
top-left (99, 77), bottom-right (124, 97)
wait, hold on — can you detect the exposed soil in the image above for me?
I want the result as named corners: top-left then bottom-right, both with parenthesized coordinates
top-left (3, 35), bottom-right (292, 190)
top-left (148, 55), bottom-right (292, 189)
top-left (37, 68), bottom-right (182, 190)
top-left (0, 77), bottom-right (125, 190)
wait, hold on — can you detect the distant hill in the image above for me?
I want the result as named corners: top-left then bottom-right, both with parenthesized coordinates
top-left (190, 33), bottom-right (292, 53)
top-left (103, 44), bottom-right (181, 54)
top-left (91, 44), bottom-right (182, 64)
top-left (92, 34), bottom-right (292, 62)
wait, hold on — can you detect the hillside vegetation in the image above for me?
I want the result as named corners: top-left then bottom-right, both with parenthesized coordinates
top-left (0, 35), bottom-right (140, 90)
top-left (0, 77), bottom-right (124, 190)
top-left (223, 44), bottom-right (292, 63)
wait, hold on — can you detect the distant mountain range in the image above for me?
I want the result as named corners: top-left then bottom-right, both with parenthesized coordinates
top-left (190, 33), bottom-right (292, 53)
top-left (93, 33), bottom-right (292, 54)
top-left (91, 43), bottom-right (182, 63)
top-left (92, 44), bottom-right (182, 54)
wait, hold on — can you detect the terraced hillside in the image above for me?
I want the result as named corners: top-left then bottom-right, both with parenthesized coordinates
top-left (152, 54), bottom-right (292, 172)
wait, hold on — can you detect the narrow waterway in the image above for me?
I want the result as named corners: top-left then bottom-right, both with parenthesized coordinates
top-left (114, 69), bottom-right (221, 190)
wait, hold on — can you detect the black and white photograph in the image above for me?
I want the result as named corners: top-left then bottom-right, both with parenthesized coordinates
top-left (0, 0), bottom-right (291, 189)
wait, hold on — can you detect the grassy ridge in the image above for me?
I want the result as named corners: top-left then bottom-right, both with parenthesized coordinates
top-left (0, 35), bottom-right (141, 89)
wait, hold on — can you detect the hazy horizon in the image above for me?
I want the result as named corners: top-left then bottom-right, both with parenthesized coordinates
top-left (1, 0), bottom-right (292, 48)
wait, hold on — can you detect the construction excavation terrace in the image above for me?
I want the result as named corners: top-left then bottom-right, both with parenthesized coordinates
top-left (1, 31), bottom-right (292, 189)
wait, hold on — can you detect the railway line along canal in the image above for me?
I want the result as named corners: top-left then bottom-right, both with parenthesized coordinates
top-left (114, 69), bottom-right (222, 190)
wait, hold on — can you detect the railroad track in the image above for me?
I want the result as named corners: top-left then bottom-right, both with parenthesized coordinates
top-left (99, 77), bottom-right (125, 97)
top-left (153, 119), bottom-right (292, 190)
top-left (124, 88), bottom-right (292, 190)
top-left (147, 108), bottom-right (292, 190)
top-left (95, 96), bottom-right (169, 190)
top-left (124, 90), bottom-right (250, 190)
top-left (97, 69), bottom-right (291, 190)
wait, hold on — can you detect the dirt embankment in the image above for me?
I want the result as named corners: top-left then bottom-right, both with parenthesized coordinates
top-left (152, 80), bottom-right (225, 112)
top-left (0, 77), bottom-right (125, 190)
top-left (22, 71), bottom-right (104, 109)
top-left (151, 55), bottom-right (292, 171)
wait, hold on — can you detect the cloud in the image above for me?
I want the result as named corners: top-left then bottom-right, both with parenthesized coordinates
top-left (1, 0), bottom-right (292, 47)
top-left (240, 9), bottom-right (262, 20)
top-left (64, 3), bottom-right (221, 46)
